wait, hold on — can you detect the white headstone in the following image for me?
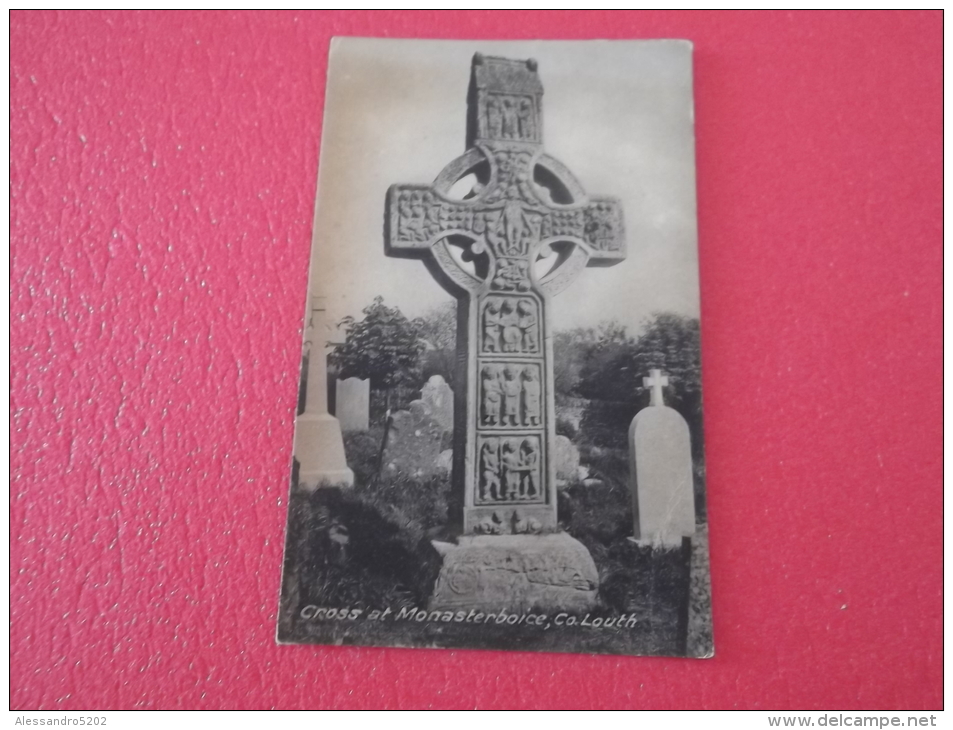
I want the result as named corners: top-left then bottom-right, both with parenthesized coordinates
top-left (420, 374), bottom-right (454, 431)
top-left (629, 369), bottom-right (695, 547)
top-left (293, 295), bottom-right (354, 489)
top-left (335, 377), bottom-right (370, 432)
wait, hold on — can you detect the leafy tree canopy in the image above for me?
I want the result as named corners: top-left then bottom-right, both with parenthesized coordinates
top-left (413, 302), bottom-right (456, 353)
top-left (576, 313), bottom-right (700, 407)
top-left (412, 302), bottom-right (458, 388)
top-left (329, 296), bottom-right (424, 391)
top-left (560, 313), bottom-right (703, 453)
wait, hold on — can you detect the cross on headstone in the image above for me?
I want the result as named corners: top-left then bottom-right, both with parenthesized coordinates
top-left (385, 54), bottom-right (626, 535)
top-left (644, 368), bottom-right (669, 407)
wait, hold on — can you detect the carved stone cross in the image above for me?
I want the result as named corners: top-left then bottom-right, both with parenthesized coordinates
top-left (385, 54), bottom-right (626, 536)
top-left (644, 369), bottom-right (670, 407)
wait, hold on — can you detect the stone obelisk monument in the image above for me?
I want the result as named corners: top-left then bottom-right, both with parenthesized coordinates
top-left (293, 295), bottom-right (354, 489)
top-left (385, 54), bottom-right (626, 612)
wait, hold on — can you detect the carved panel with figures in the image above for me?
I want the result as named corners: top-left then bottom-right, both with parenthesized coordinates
top-left (481, 295), bottom-right (540, 355)
top-left (481, 93), bottom-right (540, 143)
top-left (478, 362), bottom-right (542, 428)
top-left (475, 434), bottom-right (544, 506)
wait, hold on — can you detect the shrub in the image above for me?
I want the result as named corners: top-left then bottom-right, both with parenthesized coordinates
top-left (579, 399), bottom-right (636, 450)
top-left (555, 417), bottom-right (578, 441)
top-left (285, 486), bottom-right (441, 610)
top-left (342, 428), bottom-right (385, 486)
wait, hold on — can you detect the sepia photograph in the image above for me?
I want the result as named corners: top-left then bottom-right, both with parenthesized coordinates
top-left (278, 37), bottom-right (713, 657)
top-left (12, 9), bottom-right (940, 711)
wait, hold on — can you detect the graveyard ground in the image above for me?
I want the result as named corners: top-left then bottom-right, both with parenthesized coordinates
top-left (279, 423), bottom-right (710, 657)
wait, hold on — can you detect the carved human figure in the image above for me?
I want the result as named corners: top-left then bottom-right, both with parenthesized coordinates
top-left (481, 365), bottom-right (503, 426)
top-left (500, 299), bottom-right (522, 353)
top-left (596, 215), bottom-right (613, 247)
top-left (501, 98), bottom-right (518, 139)
top-left (522, 366), bottom-right (541, 427)
top-left (501, 439), bottom-right (522, 500)
top-left (517, 299), bottom-right (538, 353)
top-left (502, 366), bottom-right (522, 426)
top-left (397, 194), bottom-right (413, 240)
top-left (486, 96), bottom-right (503, 138)
top-left (502, 203), bottom-right (527, 257)
top-left (520, 438), bottom-right (539, 499)
top-left (586, 204), bottom-right (621, 251)
top-left (492, 258), bottom-right (531, 292)
top-left (484, 300), bottom-right (503, 352)
top-left (518, 98), bottom-right (534, 140)
top-left (480, 438), bottom-right (501, 501)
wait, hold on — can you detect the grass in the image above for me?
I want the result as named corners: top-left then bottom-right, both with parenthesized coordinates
top-left (278, 419), bottom-right (707, 656)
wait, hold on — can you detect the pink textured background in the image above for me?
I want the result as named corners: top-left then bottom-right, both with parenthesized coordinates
top-left (10, 11), bottom-right (942, 710)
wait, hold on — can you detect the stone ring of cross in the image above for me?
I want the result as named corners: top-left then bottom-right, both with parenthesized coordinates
top-left (387, 141), bottom-right (625, 300)
top-left (433, 146), bottom-right (589, 293)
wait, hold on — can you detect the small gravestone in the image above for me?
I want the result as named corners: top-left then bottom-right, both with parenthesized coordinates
top-left (420, 374), bottom-right (454, 431)
top-left (554, 435), bottom-right (581, 487)
top-left (629, 369), bottom-right (695, 547)
top-left (335, 377), bottom-right (370, 432)
top-left (435, 448), bottom-right (454, 477)
top-left (381, 400), bottom-right (452, 481)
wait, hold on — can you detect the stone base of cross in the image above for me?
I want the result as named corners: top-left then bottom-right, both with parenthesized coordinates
top-left (385, 55), bottom-right (626, 611)
top-left (429, 534), bottom-right (599, 614)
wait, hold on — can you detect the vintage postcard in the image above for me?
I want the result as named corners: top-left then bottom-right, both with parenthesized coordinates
top-left (278, 38), bottom-right (713, 657)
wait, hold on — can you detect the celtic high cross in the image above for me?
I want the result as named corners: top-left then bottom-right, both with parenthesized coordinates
top-left (385, 54), bottom-right (626, 535)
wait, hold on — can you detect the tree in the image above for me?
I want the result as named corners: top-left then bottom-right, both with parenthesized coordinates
top-left (577, 314), bottom-right (700, 405)
top-left (412, 302), bottom-right (457, 388)
top-left (329, 297), bottom-right (424, 407)
top-left (553, 327), bottom-right (592, 398)
top-left (576, 313), bottom-right (703, 454)
top-left (553, 322), bottom-right (629, 399)
top-left (576, 321), bottom-right (638, 402)
top-left (630, 313), bottom-right (702, 422)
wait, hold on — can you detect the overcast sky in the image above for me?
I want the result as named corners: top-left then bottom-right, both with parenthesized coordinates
top-left (310, 38), bottom-right (699, 336)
